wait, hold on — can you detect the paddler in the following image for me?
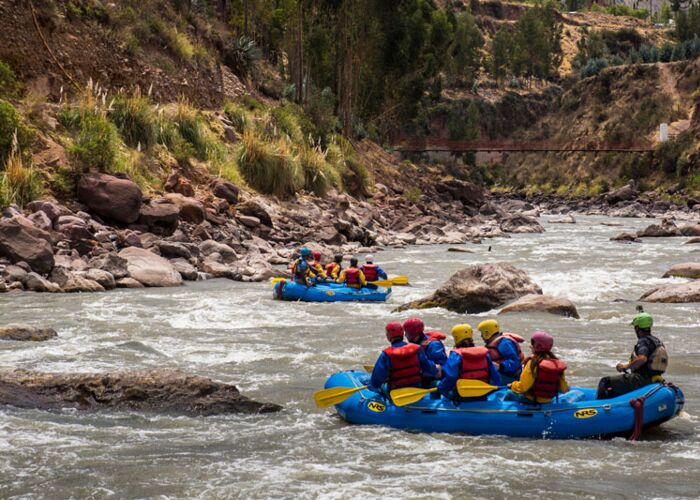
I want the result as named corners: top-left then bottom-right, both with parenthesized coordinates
top-left (596, 310), bottom-right (669, 399)
top-left (369, 322), bottom-right (438, 395)
top-left (309, 250), bottom-right (327, 281)
top-left (325, 254), bottom-right (343, 280)
top-left (291, 247), bottom-right (318, 286)
top-left (335, 257), bottom-right (366, 289)
top-left (477, 319), bottom-right (525, 383)
top-left (403, 317), bottom-right (448, 366)
top-left (509, 331), bottom-right (568, 403)
top-left (360, 255), bottom-right (387, 283)
top-left (438, 324), bottom-right (501, 399)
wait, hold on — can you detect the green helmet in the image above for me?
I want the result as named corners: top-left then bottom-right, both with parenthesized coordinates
top-left (631, 312), bottom-right (653, 329)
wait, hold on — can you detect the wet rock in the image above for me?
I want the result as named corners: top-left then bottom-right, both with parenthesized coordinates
top-left (23, 272), bottom-right (61, 293)
top-left (0, 368), bottom-right (281, 415)
top-left (662, 263), bottom-right (700, 279)
top-left (138, 202), bottom-right (180, 236)
top-left (118, 247), bottom-right (183, 287)
top-left (0, 216), bottom-right (55, 273)
top-left (77, 173), bottom-right (143, 224)
top-left (89, 254), bottom-right (129, 279)
top-left (447, 247), bottom-right (474, 253)
top-left (164, 193), bottom-right (205, 224)
top-left (50, 266), bottom-right (105, 292)
top-left (685, 237), bottom-right (700, 244)
top-left (637, 221), bottom-right (681, 238)
top-left (200, 240), bottom-right (238, 263)
top-left (200, 259), bottom-right (240, 279)
top-left (605, 181), bottom-right (637, 205)
top-left (0, 325), bottom-right (57, 342)
top-left (2, 264), bottom-right (27, 283)
top-left (611, 232), bottom-right (641, 243)
top-left (83, 268), bottom-right (116, 289)
top-left (640, 281), bottom-right (700, 303)
top-left (211, 178), bottom-right (240, 204)
top-left (498, 294), bottom-right (580, 319)
top-left (157, 241), bottom-right (192, 260)
top-left (499, 214), bottom-right (544, 234)
top-left (116, 277), bottom-right (145, 288)
top-left (549, 215), bottom-right (576, 224)
top-left (396, 263), bottom-right (542, 314)
top-left (679, 223), bottom-right (700, 237)
top-left (237, 199), bottom-right (272, 227)
top-left (170, 258), bottom-right (198, 281)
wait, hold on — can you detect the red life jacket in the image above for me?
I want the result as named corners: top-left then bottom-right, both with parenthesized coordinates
top-left (384, 343), bottom-right (422, 388)
top-left (345, 267), bottom-right (361, 285)
top-left (420, 331), bottom-right (447, 351)
top-left (362, 264), bottom-right (378, 282)
top-left (531, 358), bottom-right (567, 400)
top-left (325, 263), bottom-right (339, 276)
top-left (487, 332), bottom-right (525, 365)
top-left (455, 346), bottom-right (490, 383)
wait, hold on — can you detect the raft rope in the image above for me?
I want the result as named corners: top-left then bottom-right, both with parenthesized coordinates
top-left (628, 382), bottom-right (667, 441)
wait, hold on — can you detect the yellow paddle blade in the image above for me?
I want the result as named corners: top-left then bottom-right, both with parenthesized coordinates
top-left (364, 365), bottom-right (374, 373)
top-left (390, 387), bottom-right (437, 407)
top-left (314, 385), bottom-right (367, 408)
top-left (270, 277), bottom-right (287, 285)
top-left (368, 279), bottom-right (393, 288)
top-left (455, 379), bottom-right (499, 398)
top-left (390, 276), bottom-right (409, 286)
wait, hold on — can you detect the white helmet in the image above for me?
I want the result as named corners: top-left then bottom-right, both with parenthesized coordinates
top-left (365, 254), bottom-right (374, 263)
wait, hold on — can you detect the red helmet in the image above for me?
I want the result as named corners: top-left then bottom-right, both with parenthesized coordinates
top-left (403, 317), bottom-right (425, 342)
top-left (312, 250), bottom-right (321, 260)
top-left (385, 322), bottom-right (404, 342)
top-left (531, 330), bottom-right (554, 353)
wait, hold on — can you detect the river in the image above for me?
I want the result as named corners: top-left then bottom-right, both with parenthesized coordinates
top-left (0, 215), bottom-right (698, 498)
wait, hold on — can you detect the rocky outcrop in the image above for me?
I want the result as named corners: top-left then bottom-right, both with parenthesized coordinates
top-left (640, 281), bottom-right (700, 303)
top-left (498, 294), bottom-right (580, 318)
top-left (435, 179), bottom-right (484, 207)
top-left (611, 232), bottom-right (641, 243)
top-left (77, 173), bottom-right (143, 224)
top-left (549, 215), bottom-right (576, 224)
top-left (396, 263), bottom-right (542, 313)
top-left (0, 369), bottom-right (281, 415)
top-left (662, 263), bottom-right (700, 279)
top-left (637, 220), bottom-right (682, 238)
top-left (499, 214), bottom-right (544, 233)
top-left (605, 181), bottom-right (637, 204)
top-left (0, 216), bottom-right (54, 273)
top-left (0, 325), bottom-right (57, 341)
top-left (117, 247), bottom-right (183, 287)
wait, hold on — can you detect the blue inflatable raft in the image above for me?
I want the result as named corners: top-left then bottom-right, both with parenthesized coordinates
top-left (324, 370), bottom-right (685, 439)
top-left (273, 280), bottom-right (391, 302)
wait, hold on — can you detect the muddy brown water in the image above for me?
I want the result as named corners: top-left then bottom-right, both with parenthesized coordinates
top-left (0, 215), bottom-right (698, 498)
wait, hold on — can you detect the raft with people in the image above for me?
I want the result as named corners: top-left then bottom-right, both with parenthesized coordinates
top-left (320, 370), bottom-right (685, 439)
top-left (273, 280), bottom-right (391, 302)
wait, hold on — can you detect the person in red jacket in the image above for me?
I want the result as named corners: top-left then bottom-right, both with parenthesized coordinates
top-left (361, 255), bottom-right (387, 283)
top-left (369, 322), bottom-right (438, 395)
top-left (509, 331), bottom-right (569, 403)
top-left (336, 257), bottom-right (366, 289)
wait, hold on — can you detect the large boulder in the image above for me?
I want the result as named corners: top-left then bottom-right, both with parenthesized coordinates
top-left (640, 281), bottom-right (700, 303)
top-left (498, 294), bottom-right (580, 319)
top-left (211, 178), bottom-right (240, 204)
top-left (685, 237), bottom-right (700, 244)
top-left (662, 263), bottom-right (700, 279)
top-left (163, 193), bottom-right (205, 224)
top-left (636, 221), bottom-right (682, 238)
top-left (89, 253), bottom-right (129, 279)
top-left (499, 214), bottom-right (545, 234)
top-left (237, 199), bottom-right (273, 227)
top-left (50, 267), bottom-right (105, 293)
top-left (679, 224), bottom-right (700, 237)
top-left (605, 181), bottom-right (637, 205)
top-left (23, 272), bottom-right (61, 293)
top-left (0, 369), bottom-right (281, 415)
top-left (396, 263), bottom-right (542, 313)
top-left (435, 179), bottom-right (484, 207)
top-left (118, 247), bottom-right (183, 287)
top-left (0, 216), bottom-right (54, 273)
top-left (138, 202), bottom-right (180, 236)
top-left (77, 173), bottom-right (142, 224)
top-left (0, 325), bottom-right (57, 341)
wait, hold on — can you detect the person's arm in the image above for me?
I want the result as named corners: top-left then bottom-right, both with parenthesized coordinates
top-left (617, 341), bottom-right (650, 372)
top-left (335, 269), bottom-right (346, 284)
top-left (418, 349), bottom-right (437, 378)
top-left (438, 352), bottom-right (460, 396)
top-left (559, 371), bottom-right (570, 393)
top-left (369, 352), bottom-right (390, 392)
top-left (359, 270), bottom-right (367, 286)
top-left (509, 360), bottom-right (535, 394)
top-left (377, 266), bottom-right (388, 280)
top-left (497, 339), bottom-right (522, 374)
top-left (487, 354), bottom-right (502, 386)
top-left (427, 342), bottom-right (448, 365)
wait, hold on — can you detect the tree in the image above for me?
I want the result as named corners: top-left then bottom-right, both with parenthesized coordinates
top-left (447, 11), bottom-right (484, 87)
top-left (489, 27), bottom-right (512, 83)
top-left (510, 1), bottom-right (562, 83)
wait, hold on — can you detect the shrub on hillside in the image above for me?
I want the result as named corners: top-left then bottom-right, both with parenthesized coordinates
top-left (0, 100), bottom-right (33, 165)
top-left (0, 133), bottom-right (43, 208)
top-left (174, 102), bottom-right (224, 162)
top-left (109, 90), bottom-right (157, 149)
top-left (223, 101), bottom-right (249, 134)
top-left (60, 104), bottom-right (121, 173)
top-left (0, 61), bottom-right (20, 98)
top-left (237, 130), bottom-right (302, 197)
top-left (224, 36), bottom-right (262, 77)
top-left (299, 146), bottom-right (341, 197)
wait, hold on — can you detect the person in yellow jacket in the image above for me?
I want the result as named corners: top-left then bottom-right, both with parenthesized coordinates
top-left (509, 331), bottom-right (569, 403)
top-left (336, 257), bottom-right (366, 289)
top-left (310, 250), bottom-right (327, 280)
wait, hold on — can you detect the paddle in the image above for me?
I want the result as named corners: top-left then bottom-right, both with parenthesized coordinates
top-left (389, 276), bottom-right (409, 286)
top-left (314, 385), bottom-right (367, 408)
top-left (390, 380), bottom-right (502, 407)
top-left (364, 364), bottom-right (374, 372)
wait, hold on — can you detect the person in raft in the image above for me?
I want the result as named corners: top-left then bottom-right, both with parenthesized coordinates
top-left (360, 255), bottom-right (388, 283)
top-left (325, 254), bottom-right (343, 281)
top-left (477, 319), bottom-right (525, 384)
top-left (438, 324), bottom-right (501, 400)
top-left (291, 247), bottom-right (318, 286)
top-left (509, 331), bottom-right (569, 403)
top-left (403, 317), bottom-right (447, 389)
top-left (309, 250), bottom-right (327, 281)
top-left (335, 257), bottom-right (366, 289)
top-left (596, 310), bottom-right (669, 400)
top-left (369, 322), bottom-right (438, 396)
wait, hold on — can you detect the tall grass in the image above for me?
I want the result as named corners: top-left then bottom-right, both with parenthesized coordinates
top-left (223, 101), bottom-right (249, 134)
top-left (237, 130), bottom-right (303, 197)
top-left (0, 99), bottom-right (32, 165)
top-left (0, 133), bottom-right (43, 208)
top-left (174, 101), bottom-right (224, 162)
top-left (109, 89), bottom-right (157, 149)
top-left (299, 146), bottom-right (341, 197)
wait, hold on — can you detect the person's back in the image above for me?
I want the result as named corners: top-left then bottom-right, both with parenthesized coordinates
top-left (326, 254), bottom-right (343, 280)
top-left (336, 257), bottom-right (366, 289)
top-left (361, 255), bottom-right (387, 282)
top-left (510, 331), bottom-right (569, 403)
top-left (597, 311), bottom-right (668, 399)
top-left (478, 319), bottom-right (524, 383)
top-left (291, 248), bottom-right (316, 285)
top-left (309, 251), bottom-right (327, 280)
top-left (404, 318), bottom-right (448, 366)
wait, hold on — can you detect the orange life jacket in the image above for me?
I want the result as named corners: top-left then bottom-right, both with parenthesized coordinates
top-left (384, 343), bottom-right (422, 389)
top-left (487, 332), bottom-right (525, 364)
top-left (362, 264), bottom-right (378, 282)
top-left (455, 346), bottom-right (490, 383)
top-left (344, 267), bottom-right (361, 285)
top-left (420, 331), bottom-right (446, 351)
top-left (531, 359), bottom-right (567, 400)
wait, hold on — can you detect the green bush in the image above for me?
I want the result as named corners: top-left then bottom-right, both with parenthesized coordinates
top-left (0, 100), bottom-right (32, 165)
top-left (109, 91), bottom-right (157, 148)
top-left (223, 101), bottom-right (249, 134)
top-left (271, 103), bottom-right (307, 143)
top-left (0, 61), bottom-right (20, 97)
top-left (404, 186), bottom-right (422, 202)
top-left (236, 130), bottom-right (302, 197)
top-left (299, 147), bottom-right (340, 197)
top-left (50, 165), bottom-right (76, 198)
top-left (174, 102), bottom-right (224, 162)
top-left (61, 105), bottom-right (121, 172)
top-left (0, 138), bottom-right (43, 208)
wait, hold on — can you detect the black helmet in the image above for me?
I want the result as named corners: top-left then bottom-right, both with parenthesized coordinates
top-left (334, 254), bottom-right (343, 263)
top-left (350, 257), bottom-right (358, 266)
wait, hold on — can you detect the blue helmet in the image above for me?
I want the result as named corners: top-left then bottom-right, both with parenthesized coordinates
top-left (300, 247), bottom-right (312, 257)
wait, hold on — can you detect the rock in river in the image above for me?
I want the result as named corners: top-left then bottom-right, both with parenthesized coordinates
top-left (498, 294), bottom-right (580, 319)
top-left (662, 263), bottom-right (700, 279)
top-left (640, 281), bottom-right (700, 303)
top-left (0, 368), bottom-right (281, 415)
top-left (118, 247), bottom-right (183, 287)
top-left (396, 263), bottom-right (542, 313)
top-left (0, 325), bottom-right (57, 341)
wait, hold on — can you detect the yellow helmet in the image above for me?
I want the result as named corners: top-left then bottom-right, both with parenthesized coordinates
top-left (477, 319), bottom-right (500, 340)
top-left (451, 324), bottom-right (473, 345)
